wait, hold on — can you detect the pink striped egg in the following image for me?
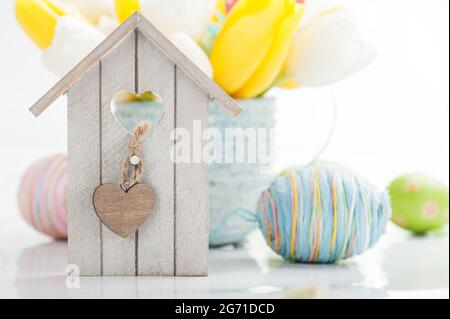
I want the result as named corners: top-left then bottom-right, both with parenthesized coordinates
top-left (18, 154), bottom-right (68, 239)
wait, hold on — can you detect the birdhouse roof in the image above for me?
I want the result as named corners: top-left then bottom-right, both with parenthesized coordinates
top-left (29, 12), bottom-right (241, 117)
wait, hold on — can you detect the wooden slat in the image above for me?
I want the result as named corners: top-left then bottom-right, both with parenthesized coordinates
top-left (175, 67), bottom-right (209, 276)
top-left (67, 64), bottom-right (101, 276)
top-left (100, 32), bottom-right (136, 276)
top-left (136, 31), bottom-right (175, 276)
top-left (30, 14), bottom-right (138, 117)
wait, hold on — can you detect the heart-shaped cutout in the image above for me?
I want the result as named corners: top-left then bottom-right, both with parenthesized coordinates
top-left (93, 183), bottom-right (156, 238)
top-left (111, 90), bottom-right (165, 134)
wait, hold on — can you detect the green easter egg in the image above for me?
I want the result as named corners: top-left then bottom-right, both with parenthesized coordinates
top-left (388, 174), bottom-right (449, 234)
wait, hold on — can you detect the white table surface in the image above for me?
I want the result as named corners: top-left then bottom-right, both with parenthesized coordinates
top-left (0, 212), bottom-right (448, 299)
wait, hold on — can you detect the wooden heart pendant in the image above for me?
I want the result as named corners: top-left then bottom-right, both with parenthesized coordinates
top-left (93, 183), bottom-right (156, 238)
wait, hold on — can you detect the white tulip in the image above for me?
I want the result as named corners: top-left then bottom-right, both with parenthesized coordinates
top-left (139, 0), bottom-right (216, 42)
top-left (60, 0), bottom-right (115, 25)
top-left (300, 0), bottom-right (341, 27)
top-left (96, 16), bottom-right (119, 35)
top-left (41, 16), bottom-right (105, 77)
top-left (284, 9), bottom-right (377, 87)
top-left (168, 33), bottom-right (213, 78)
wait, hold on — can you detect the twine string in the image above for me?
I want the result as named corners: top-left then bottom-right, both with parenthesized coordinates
top-left (121, 122), bottom-right (150, 191)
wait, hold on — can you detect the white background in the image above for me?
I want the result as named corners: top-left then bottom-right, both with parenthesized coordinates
top-left (0, 0), bottom-right (448, 299)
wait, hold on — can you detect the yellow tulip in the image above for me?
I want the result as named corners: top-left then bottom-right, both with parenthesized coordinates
top-left (115, 0), bottom-right (140, 23)
top-left (216, 0), bottom-right (226, 16)
top-left (15, 0), bottom-right (73, 49)
top-left (210, 0), bottom-right (303, 99)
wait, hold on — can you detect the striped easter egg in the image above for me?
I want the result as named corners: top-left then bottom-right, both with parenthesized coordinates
top-left (18, 154), bottom-right (67, 239)
top-left (256, 163), bottom-right (391, 263)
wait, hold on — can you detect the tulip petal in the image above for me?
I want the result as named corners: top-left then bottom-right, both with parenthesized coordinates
top-left (41, 16), bottom-right (105, 76)
top-left (211, 0), bottom-right (287, 94)
top-left (137, 0), bottom-right (215, 42)
top-left (96, 16), bottom-right (119, 35)
top-left (284, 10), bottom-right (377, 87)
top-left (15, 0), bottom-right (70, 49)
top-left (62, 0), bottom-right (115, 25)
top-left (115, 0), bottom-right (140, 23)
top-left (216, 0), bottom-right (226, 16)
top-left (300, 0), bottom-right (340, 26)
top-left (168, 33), bottom-right (213, 78)
top-left (234, 1), bottom-right (303, 98)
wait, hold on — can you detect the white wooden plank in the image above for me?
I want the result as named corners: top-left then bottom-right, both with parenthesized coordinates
top-left (136, 31), bottom-right (175, 276)
top-left (67, 64), bottom-right (101, 276)
top-left (100, 32), bottom-right (136, 276)
top-left (175, 67), bottom-right (209, 276)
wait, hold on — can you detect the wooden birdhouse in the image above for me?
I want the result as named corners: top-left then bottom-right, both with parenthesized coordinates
top-left (29, 13), bottom-right (241, 277)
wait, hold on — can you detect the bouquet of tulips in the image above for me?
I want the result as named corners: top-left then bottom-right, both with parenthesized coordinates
top-left (15, 0), bottom-right (376, 100)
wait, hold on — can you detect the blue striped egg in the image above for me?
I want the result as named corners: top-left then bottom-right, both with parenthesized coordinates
top-left (256, 163), bottom-right (391, 263)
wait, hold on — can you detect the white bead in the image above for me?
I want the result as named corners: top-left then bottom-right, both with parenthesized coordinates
top-left (130, 155), bottom-right (140, 166)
